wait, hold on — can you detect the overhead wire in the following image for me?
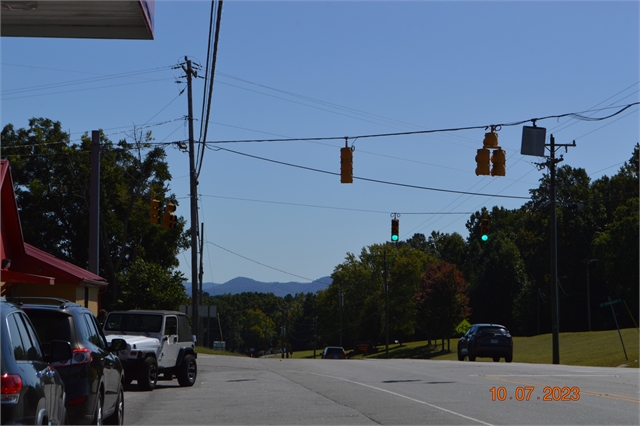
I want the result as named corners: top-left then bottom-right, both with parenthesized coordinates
top-left (186, 102), bottom-right (639, 145)
top-left (200, 194), bottom-right (473, 215)
top-left (210, 145), bottom-right (529, 200)
top-left (196, 0), bottom-right (224, 180)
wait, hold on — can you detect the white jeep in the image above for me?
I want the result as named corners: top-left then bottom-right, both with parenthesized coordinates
top-left (103, 310), bottom-right (197, 391)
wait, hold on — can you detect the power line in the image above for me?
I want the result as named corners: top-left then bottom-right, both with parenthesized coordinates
top-left (200, 194), bottom-right (474, 215)
top-left (212, 145), bottom-right (530, 200)
top-left (205, 240), bottom-right (317, 282)
top-left (169, 102), bottom-right (639, 145)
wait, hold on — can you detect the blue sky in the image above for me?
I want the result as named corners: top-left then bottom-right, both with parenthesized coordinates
top-left (2, 1), bottom-right (638, 285)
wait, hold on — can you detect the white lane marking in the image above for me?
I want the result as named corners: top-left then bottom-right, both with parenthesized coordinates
top-left (285, 370), bottom-right (493, 426)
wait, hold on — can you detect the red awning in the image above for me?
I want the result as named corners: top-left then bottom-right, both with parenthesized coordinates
top-left (0, 269), bottom-right (55, 285)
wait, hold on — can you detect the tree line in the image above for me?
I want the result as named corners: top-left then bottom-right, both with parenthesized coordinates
top-left (2, 118), bottom-right (637, 354)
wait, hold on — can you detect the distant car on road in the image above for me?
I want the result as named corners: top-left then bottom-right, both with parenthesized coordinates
top-left (322, 346), bottom-right (347, 359)
top-left (1, 297), bottom-right (71, 425)
top-left (457, 323), bottom-right (513, 362)
top-left (15, 297), bottom-right (127, 425)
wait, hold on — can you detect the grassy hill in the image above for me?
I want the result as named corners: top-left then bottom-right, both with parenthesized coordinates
top-left (287, 328), bottom-right (638, 368)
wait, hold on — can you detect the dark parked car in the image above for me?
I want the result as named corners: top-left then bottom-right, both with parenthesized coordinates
top-left (457, 323), bottom-right (513, 362)
top-left (13, 298), bottom-right (127, 425)
top-left (1, 297), bottom-right (71, 425)
top-left (322, 346), bottom-right (346, 359)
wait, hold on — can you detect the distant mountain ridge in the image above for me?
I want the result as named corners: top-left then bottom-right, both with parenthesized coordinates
top-left (183, 276), bottom-right (332, 298)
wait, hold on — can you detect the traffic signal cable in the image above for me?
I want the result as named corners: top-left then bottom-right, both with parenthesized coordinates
top-left (211, 145), bottom-right (530, 200)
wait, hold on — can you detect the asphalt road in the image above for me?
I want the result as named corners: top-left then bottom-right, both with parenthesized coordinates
top-left (123, 354), bottom-right (639, 425)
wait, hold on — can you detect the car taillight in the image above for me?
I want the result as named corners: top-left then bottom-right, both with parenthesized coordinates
top-left (1, 374), bottom-right (22, 403)
top-left (52, 348), bottom-right (92, 367)
top-left (66, 395), bottom-right (88, 406)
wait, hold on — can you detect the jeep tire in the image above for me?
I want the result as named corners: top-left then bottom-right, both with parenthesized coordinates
top-left (138, 357), bottom-right (158, 391)
top-left (177, 354), bottom-right (197, 387)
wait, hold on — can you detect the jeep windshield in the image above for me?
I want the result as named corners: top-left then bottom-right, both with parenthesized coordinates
top-left (104, 313), bottom-right (163, 334)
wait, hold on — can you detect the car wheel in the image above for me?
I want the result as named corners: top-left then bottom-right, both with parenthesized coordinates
top-left (493, 357), bottom-right (500, 362)
top-left (468, 351), bottom-right (476, 361)
top-left (138, 357), bottom-right (158, 391)
top-left (177, 354), bottom-right (197, 387)
top-left (91, 391), bottom-right (103, 425)
top-left (457, 349), bottom-right (464, 361)
top-left (105, 385), bottom-right (124, 425)
top-left (505, 355), bottom-right (513, 363)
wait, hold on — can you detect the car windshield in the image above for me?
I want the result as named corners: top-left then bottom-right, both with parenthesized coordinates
top-left (104, 313), bottom-right (163, 333)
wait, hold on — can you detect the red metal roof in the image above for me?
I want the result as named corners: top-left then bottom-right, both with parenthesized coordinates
top-left (1, 160), bottom-right (25, 262)
top-left (1, 159), bottom-right (107, 288)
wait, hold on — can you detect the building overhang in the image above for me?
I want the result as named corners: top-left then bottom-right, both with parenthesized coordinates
top-left (1, 0), bottom-right (154, 40)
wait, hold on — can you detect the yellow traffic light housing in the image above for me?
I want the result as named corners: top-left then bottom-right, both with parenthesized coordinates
top-left (150, 199), bottom-right (160, 224)
top-left (475, 148), bottom-right (490, 176)
top-left (483, 129), bottom-right (499, 148)
top-left (491, 148), bottom-right (506, 176)
top-left (162, 202), bottom-right (177, 229)
top-left (340, 142), bottom-right (353, 184)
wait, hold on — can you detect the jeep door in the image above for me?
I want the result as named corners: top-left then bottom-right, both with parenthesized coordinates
top-left (160, 316), bottom-right (180, 368)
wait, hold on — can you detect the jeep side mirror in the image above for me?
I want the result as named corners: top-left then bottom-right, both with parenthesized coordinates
top-left (110, 338), bottom-right (127, 352)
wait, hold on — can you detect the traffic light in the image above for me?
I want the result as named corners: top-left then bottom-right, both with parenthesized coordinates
top-left (150, 199), bottom-right (160, 224)
top-left (340, 144), bottom-right (353, 184)
top-left (480, 218), bottom-right (489, 241)
top-left (483, 130), bottom-right (499, 148)
top-left (162, 202), bottom-right (177, 229)
top-left (391, 219), bottom-right (399, 242)
top-left (475, 148), bottom-right (490, 176)
top-left (491, 148), bottom-right (506, 176)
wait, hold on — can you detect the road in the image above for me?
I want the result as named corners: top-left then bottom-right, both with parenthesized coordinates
top-left (124, 354), bottom-right (639, 425)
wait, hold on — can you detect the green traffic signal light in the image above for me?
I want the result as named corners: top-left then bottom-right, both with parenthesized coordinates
top-left (480, 218), bottom-right (489, 241)
top-left (391, 219), bottom-right (399, 242)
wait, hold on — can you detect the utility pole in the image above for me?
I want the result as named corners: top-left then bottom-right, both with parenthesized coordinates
top-left (183, 57), bottom-right (199, 341)
top-left (384, 249), bottom-right (389, 359)
top-left (89, 130), bottom-right (100, 308)
top-left (540, 134), bottom-right (575, 364)
top-left (339, 291), bottom-right (344, 347)
top-left (585, 259), bottom-right (598, 332)
top-left (549, 134), bottom-right (560, 365)
top-left (199, 223), bottom-right (205, 344)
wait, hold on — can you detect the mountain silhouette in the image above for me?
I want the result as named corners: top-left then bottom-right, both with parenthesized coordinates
top-left (183, 276), bottom-right (332, 298)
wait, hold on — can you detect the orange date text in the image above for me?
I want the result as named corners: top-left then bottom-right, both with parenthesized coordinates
top-left (490, 386), bottom-right (580, 401)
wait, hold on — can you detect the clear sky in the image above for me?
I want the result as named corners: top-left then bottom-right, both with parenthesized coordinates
top-left (1, 1), bottom-right (638, 285)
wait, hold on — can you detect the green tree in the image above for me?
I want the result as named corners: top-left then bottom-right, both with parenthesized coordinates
top-left (116, 259), bottom-right (188, 310)
top-left (413, 260), bottom-right (470, 345)
top-left (1, 118), bottom-right (189, 309)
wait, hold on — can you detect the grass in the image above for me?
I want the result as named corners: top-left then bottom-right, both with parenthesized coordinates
top-left (289, 328), bottom-right (639, 368)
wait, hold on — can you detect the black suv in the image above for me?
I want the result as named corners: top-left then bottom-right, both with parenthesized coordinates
top-left (457, 323), bottom-right (513, 362)
top-left (12, 298), bottom-right (127, 425)
top-left (1, 297), bottom-right (71, 425)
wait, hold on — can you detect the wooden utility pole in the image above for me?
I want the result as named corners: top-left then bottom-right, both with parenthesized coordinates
top-left (183, 57), bottom-right (199, 340)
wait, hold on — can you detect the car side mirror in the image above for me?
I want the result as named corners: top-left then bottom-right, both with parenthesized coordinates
top-left (110, 338), bottom-right (127, 352)
top-left (48, 340), bottom-right (72, 362)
